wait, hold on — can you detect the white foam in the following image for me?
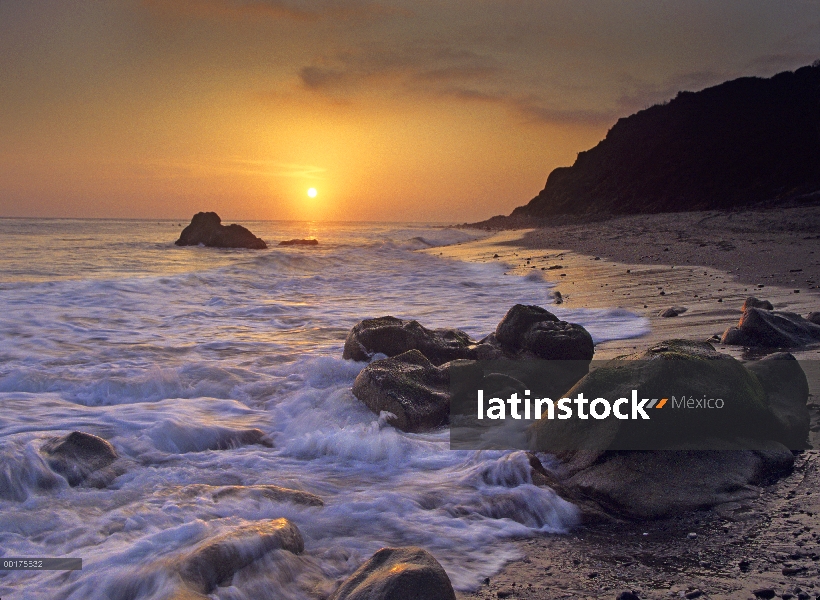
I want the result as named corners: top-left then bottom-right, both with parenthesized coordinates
top-left (0, 221), bottom-right (645, 598)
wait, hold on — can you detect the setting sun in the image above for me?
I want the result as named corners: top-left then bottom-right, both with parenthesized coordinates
top-left (307, 188), bottom-right (317, 198)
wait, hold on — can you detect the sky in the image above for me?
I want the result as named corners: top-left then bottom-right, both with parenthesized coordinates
top-left (1, 1), bottom-right (819, 222)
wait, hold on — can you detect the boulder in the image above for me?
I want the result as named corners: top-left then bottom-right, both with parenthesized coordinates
top-left (343, 316), bottom-right (498, 365)
top-left (529, 340), bottom-right (772, 464)
top-left (563, 441), bottom-right (794, 520)
top-left (495, 304), bottom-right (594, 361)
top-left (279, 238), bottom-right (318, 246)
top-left (721, 307), bottom-right (820, 347)
top-left (528, 340), bottom-right (801, 519)
top-left (746, 352), bottom-right (810, 449)
top-left (808, 311), bottom-right (820, 325)
top-left (742, 297), bottom-right (774, 311)
top-left (343, 306), bottom-right (594, 365)
top-left (173, 518), bottom-right (303, 594)
top-left (175, 212), bottom-right (267, 249)
top-left (352, 350), bottom-right (450, 433)
top-left (41, 431), bottom-right (122, 487)
top-left (329, 546), bottom-right (456, 600)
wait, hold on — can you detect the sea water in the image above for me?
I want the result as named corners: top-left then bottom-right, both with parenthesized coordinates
top-left (0, 219), bottom-right (649, 599)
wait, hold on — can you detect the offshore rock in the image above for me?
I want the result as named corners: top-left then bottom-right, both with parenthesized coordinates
top-left (175, 212), bottom-right (267, 249)
top-left (40, 431), bottom-right (122, 488)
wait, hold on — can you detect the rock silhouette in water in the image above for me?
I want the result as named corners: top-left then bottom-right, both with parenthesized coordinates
top-left (175, 212), bottom-right (267, 249)
top-left (279, 238), bottom-right (319, 246)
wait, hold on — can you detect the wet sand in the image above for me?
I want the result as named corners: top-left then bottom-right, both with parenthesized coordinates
top-left (427, 206), bottom-right (820, 600)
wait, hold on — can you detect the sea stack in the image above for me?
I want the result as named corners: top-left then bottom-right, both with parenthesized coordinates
top-left (175, 212), bottom-right (267, 249)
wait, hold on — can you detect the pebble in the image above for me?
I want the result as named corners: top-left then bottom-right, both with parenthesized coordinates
top-left (687, 532), bottom-right (698, 539)
top-left (753, 588), bottom-right (776, 599)
top-left (685, 590), bottom-right (703, 599)
top-left (497, 590), bottom-right (513, 598)
top-left (616, 592), bottom-right (641, 600)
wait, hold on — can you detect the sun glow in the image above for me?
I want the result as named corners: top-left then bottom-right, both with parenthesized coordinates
top-left (307, 187), bottom-right (317, 198)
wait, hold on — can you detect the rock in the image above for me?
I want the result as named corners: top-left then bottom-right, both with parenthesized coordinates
top-left (562, 441), bottom-right (793, 520)
top-left (528, 340), bottom-right (799, 519)
top-left (352, 350), bottom-right (450, 433)
top-left (552, 290), bottom-right (563, 304)
top-left (344, 306), bottom-right (594, 365)
top-left (752, 589), bottom-right (776, 599)
top-left (742, 297), bottom-right (774, 311)
top-left (529, 340), bottom-right (772, 463)
top-left (279, 238), bottom-right (318, 246)
top-left (342, 316), bottom-right (496, 365)
top-left (494, 304), bottom-right (594, 361)
top-left (746, 353), bottom-right (810, 449)
top-left (175, 212), bottom-right (267, 249)
top-left (329, 546), bottom-right (456, 600)
top-left (173, 518), bottom-right (303, 594)
top-left (616, 593), bottom-right (641, 600)
top-left (807, 312), bottom-right (820, 325)
top-left (40, 431), bottom-right (121, 487)
top-left (210, 484), bottom-right (323, 507)
top-left (721, 308), bottom-right (820, 347)
top-left (659, 306), bottom-right (687, 317)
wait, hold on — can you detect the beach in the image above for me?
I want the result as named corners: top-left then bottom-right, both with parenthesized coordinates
top-left (433, 206), bottom-right (820, 600)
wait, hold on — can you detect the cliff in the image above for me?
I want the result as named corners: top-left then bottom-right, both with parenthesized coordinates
top-left (511, 63), bottom-right (820, 219)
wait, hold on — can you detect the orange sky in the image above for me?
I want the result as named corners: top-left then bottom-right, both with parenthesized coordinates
top-left (1, 0), bottom-right (818, 222)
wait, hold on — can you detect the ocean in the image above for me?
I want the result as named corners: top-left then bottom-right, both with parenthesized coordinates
top-left (0, 219), bottom-right (649, 599)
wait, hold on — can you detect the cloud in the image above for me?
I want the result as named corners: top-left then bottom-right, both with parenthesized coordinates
top-left (142, 0), bottom-right (401, 23)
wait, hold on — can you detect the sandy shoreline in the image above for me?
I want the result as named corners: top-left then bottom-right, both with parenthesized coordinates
top-left (427, 206), bottom-right (820, 600)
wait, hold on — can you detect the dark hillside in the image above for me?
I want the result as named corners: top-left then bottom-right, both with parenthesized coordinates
top-left (511, 63), bottom-right (820, 218)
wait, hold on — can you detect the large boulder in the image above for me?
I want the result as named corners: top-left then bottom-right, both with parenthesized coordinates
top-left (494, 304), bottom-right (594, 361)
top-left (40, 431), bottom-right (122, 488)
top-left (352, 350), bottom-right (450, 433)
top-left (529, 340), bottom-right (772, 464)
top-left (721, 307), bottom-right (820, 347)
top-left (563, 441), bottom-right (794, 520)
top-left (343, 316), bottom-right (498, 365)
top-left (527, 340), bottom-right (804, 520)
top-left (175, 212), bottom-right (267, 249)
top-left (329, 546), bottom-right (456, 600)
top-left (742, 296), bottom-right (773, 311)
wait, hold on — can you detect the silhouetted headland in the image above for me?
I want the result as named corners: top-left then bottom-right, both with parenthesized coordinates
top-left (471, 63), bottom-right (820, 228)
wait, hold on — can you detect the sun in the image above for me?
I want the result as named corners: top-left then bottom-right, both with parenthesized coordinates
top-left (307, 187), bottom-right (317, 198)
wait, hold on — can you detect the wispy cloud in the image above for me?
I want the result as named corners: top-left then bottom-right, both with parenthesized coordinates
top-left (130, 157), bottom-right (326, 179)
top-left (142, 0), bottom-right (402, 23)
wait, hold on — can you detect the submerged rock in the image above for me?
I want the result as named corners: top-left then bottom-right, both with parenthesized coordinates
top-left (279, 238), bottom-right (318, 246)
top-left (40, 431), bottom-right (122, 488)
top-left (329, 546), bottom-right (456, 600)
top-left (175, 212), bottom-right (267, 249)
top-left (210, 484), bottom-right (323, 507)
top-left (352, 350), bottom-right (450, 433)
top-left (173, 518), bottom-right (303, 594)
top-left (721, 307), bottom-right (820, 347)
